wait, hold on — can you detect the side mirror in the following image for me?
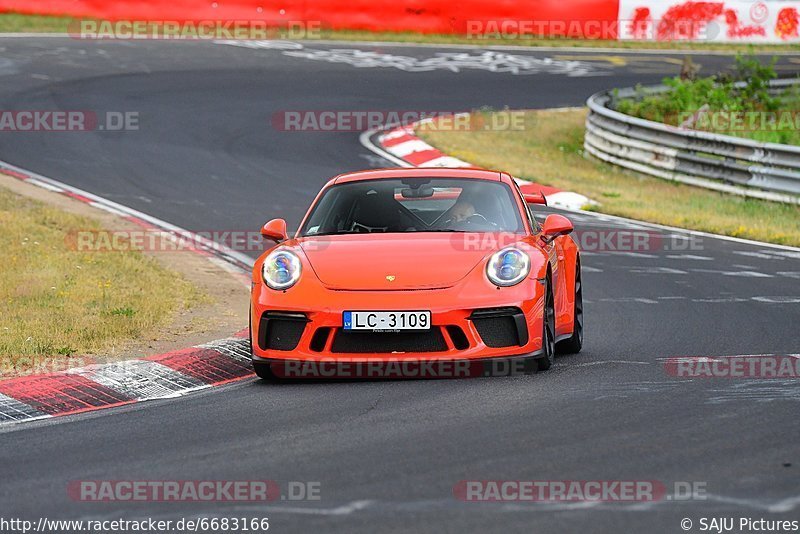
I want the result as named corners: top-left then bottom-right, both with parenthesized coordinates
top-left (541, 214), bottom-right (573, 243)
top-left (261, 218), bottom-right (288, 242)
top-left (523, 192), bottom-right (547, 206)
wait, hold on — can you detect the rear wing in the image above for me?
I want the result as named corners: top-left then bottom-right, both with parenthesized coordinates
top-left (523, 192), bottom-right (547, 206)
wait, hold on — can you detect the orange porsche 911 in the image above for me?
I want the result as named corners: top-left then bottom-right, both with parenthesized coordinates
top-left (249, 168), bottom-right (582, 379)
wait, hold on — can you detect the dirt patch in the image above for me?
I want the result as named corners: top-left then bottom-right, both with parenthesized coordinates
top-left (0, 173), bottom-right (250, 367)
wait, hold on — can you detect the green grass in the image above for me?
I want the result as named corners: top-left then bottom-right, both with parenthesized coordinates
top-left (417, 108), bottom-right (800, 246)
top-left (0, 12), bottom-right (72, 32)
top-left (615, 55), bottom-right (800, 144)
top-left (2, 12), bottom-right (800, 52)
top-left (0, 185), bottom-right (205, 376)
top-left (619, 89), bottom-right (800, 145)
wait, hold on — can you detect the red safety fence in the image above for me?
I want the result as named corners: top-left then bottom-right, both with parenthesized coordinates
top-left (4, 0), bottom-right (798, 42)
top-left (0, 0), bottom-right (621, 38)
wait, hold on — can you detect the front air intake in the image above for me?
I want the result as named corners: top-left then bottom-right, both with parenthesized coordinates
top-left (258, 312), bottom-right (309, 351)
top-left (469, 307), bottom-right (528, 348)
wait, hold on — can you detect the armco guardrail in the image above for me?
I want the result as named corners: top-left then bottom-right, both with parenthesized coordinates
top-left (584, 78), bottom-right (800, 204)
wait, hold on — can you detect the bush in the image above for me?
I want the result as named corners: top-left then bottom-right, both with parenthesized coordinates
top-left (614, 54), bottom-right (800, 145)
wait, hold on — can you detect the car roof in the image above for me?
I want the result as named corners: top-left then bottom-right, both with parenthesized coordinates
top-left (332, 167), bottom-right (505, 184)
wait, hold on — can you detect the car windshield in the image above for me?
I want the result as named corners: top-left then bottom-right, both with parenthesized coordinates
top-left (299, 178), bottom-right (525, 236)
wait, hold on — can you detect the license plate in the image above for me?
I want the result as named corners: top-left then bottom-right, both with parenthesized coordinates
top-left (343, 311), bottom-right (431, 331)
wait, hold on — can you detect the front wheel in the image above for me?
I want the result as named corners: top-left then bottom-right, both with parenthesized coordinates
top-left (253, 361), bottom-right (277, 380)
top-left (250, 306), bottom-right (276, 380)
top-left (556, 258), bottom-right (583, 354)
top-left (536, 275), bottom-right (556, 372)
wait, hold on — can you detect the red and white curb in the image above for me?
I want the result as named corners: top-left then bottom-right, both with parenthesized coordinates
top-left (0, 331), bottom-right (254, 424)
top-left (0, 159), bottom-right (260, 426)
top-left (364, 120), bottom-right (593, 211)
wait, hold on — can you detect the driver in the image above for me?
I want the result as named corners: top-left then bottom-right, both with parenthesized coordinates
top-left (449, 200), bottom-right (476, 223)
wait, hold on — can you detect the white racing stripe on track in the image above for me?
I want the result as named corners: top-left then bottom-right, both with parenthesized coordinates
top-left (733, 250), bottom-right (776, 260)
top-left (629, 267), bottom-right (687, 274)
top-left (692, 297), bottom-right (751, 303)
top-left (591, 251), bottom-right (659, 258)
top-left (665, 254), bottom-right (714, 261)
top-left (595, 296), bottom-right (800, 304)
top-left (706, 380), bottom-right (800, 404)
top-left (571, 360), bottom-right (651, 367)
top-left (597, 297), bottom-right (659, 304)
top-left (734, 250), bottom-right (800, 260)
top-left (219, 41), bottom-right (611, 77)
top-left (691, 269), bottom-right (774, 278)
top-left (775, 251), bottom-right (800, 259)
top-left (263, 500), bottom-right (374, 516)
top-left (752, 296), bottom-right (800, 303)
top-left (141, 500), bottom-right (377, 519)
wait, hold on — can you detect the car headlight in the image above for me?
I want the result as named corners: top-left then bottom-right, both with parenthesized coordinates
top-left (486, 247), bottom-right (530, 287)
top-left (262, 249), bottom-right (302, 290)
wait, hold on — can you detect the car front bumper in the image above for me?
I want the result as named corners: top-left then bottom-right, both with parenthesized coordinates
top-left (250, 278), bottom-right (546, 368)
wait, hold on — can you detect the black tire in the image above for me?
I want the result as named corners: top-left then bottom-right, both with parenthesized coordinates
top-left (248, 305), bottom-right (253, 354)
top-left (556, 258), bottom-right (583, 355)
top-left (253, 361), bottom-right (277, 380)
top-left (249, 306), bottom-right (276, 380)
top-left (537, 274), bottom-right (557, 372)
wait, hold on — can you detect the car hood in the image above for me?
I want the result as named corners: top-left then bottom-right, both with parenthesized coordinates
top-left (298, 234), bottom-right (517, 290)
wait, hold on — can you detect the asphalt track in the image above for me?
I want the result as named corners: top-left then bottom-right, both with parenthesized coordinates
top-left (1, 37), bottom-right (799, 533)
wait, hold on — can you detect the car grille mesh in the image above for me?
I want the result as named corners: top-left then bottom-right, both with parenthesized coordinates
top-left (470, 307), bottom-right (528, 348)
top-left (472, 316), bottom-right (518, 348)
top-left (330, 329), bottom-right (448, 353)
top-left (259, 313), bottom-right (308, 351)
